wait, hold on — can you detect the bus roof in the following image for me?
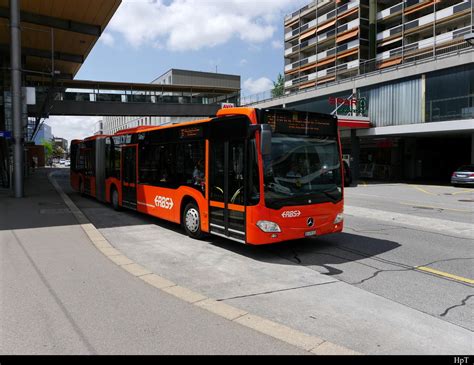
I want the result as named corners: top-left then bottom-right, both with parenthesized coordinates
top-left (79, 107), bottom-right (259, 141)
top-left (84, 135), bottom-right (110, 142)
top-left (113, 117), bottom-right (214, 136)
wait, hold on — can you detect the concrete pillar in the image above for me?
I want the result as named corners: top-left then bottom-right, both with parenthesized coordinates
top-left (10, 0), bottom-right (23, 197)
top-left (351, 129), bottom-right (360, 187)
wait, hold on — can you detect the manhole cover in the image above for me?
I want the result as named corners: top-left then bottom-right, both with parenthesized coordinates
top-left (458, 200), bottom-right (474, 203)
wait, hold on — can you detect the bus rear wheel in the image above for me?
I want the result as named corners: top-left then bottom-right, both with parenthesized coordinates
top-left (111, 188), bottom-right (121, 211)
top-left (183, 202), bottom-right (204, 239)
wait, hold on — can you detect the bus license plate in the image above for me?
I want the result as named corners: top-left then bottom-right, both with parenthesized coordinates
top-left (305, 231), bottom-right (316, 237)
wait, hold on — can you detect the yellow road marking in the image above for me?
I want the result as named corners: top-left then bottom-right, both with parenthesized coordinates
top-left (416, 267), bottom-right (474, 285)
top-left (452, 190), bottom-right (473, 196)
top-left (399, 202), bottom-right (472, 213)
top-left (412, 186), bottom-right (437, 196)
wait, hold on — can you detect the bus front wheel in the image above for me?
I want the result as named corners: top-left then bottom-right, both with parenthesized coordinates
top-left (183, 202), bottom-right (204, 240)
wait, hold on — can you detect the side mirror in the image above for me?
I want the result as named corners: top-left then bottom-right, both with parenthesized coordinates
top-left (260, 124), bottom-right (272, 156)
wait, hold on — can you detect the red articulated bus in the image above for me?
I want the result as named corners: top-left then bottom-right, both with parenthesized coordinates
top-left (71, 107), bottom-right (344, 245)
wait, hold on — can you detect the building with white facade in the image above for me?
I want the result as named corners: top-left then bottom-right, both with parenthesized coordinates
top-left (102, 69), bottom-right (240, 135)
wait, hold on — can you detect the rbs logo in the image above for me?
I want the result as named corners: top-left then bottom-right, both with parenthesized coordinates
top-left (154, 196), bottom-right (174, 210)
top-left (281, 210), bottom-right (301, 218)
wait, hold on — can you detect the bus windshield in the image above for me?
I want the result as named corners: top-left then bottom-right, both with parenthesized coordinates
top-left (263, 134), bottom-right (342, 209)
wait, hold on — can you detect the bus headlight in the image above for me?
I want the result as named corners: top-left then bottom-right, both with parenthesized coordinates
top-left (257, 221), bottom-right (281, 233)
top-left (334, 213), bottom-right (344, 224)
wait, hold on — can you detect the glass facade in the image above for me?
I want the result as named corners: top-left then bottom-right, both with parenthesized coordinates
top-left (287, 90), bottom-right (352, 114)
top-left (425, 64), bottom-right (474, 122)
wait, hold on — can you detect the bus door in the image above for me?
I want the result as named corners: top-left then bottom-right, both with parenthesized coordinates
top-left (121, 145), bottom-right (138, 210)
top-left (209, 139), bottom-right (247, 243)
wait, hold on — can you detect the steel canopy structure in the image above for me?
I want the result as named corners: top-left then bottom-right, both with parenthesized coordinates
top-left (0, 0), bottom-right (121, 79)
top-left (0, 0), bottom-right (121, 197)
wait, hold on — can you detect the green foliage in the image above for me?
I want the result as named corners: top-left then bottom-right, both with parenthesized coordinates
top-left (272, 73), bottom-right (285, 98)
top-left (42, 139), bottom-right (54, 159)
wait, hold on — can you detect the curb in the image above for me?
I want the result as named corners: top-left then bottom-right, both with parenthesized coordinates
top-left (48, 172), bottom-right (361, 356)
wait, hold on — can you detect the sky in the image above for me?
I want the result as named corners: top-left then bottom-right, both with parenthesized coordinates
top-left (46, 0), bottom-right (309, 144)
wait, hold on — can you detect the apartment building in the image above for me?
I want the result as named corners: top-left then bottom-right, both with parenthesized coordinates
top-left (248, 0), bottom-right (473, 183)
top-left (284, 0), bottom-right (472, 93)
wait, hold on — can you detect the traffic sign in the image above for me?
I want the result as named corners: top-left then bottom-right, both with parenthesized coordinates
top-left (0, 131), bottom-right (12, 139)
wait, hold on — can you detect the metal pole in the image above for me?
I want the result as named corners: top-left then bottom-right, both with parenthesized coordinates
top-left (433, 1), bottom-right (436, 57)
top-left (10, 0), bottom-right (23, 198)
top-left (51, 28), bottom-right (54, 75)
top-left (402, 1), bottom-right (405, 63)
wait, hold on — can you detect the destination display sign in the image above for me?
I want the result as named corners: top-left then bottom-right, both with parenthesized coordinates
top-left (263, 110), bottom-right (337, 136)
top-left (179, 126), bottom-right (203, 139)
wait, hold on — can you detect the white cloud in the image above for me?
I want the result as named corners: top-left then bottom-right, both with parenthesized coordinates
top-left (99, 32), bottom-right (115, 47)
top-left (272, 40), bottom-right (283, 49)
top-left (239, 58), bottom-right (248, 66)
top-left (44, 116), bottom-right (101, 146)
top-left (107, 0), bottom-right (307, 51)
top-left (243, 77), bottom-right (273, 95)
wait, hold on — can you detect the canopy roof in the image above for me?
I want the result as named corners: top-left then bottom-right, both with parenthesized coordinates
top-left (0, 0), bottom-right (121, 78)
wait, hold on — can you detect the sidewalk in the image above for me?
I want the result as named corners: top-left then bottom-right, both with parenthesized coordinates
top-left (0, 169), bottom-right (308, 355)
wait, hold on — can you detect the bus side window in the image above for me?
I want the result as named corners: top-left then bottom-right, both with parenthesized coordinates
top-left (139, 143), bottom-right (160, 185)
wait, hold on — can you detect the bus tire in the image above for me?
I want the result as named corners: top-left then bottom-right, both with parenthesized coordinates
top-left (111, 187), bottom-right (121, 211)
top-left (183, 202), bottom-right (204, 240)
top-left (78, 179), bottom-right (84, 196)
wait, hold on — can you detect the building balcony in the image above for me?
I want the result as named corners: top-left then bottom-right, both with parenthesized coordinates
top-left (377, 0), bottom-right (427, 21)
top-left (376, 25), bottom-right (471, 63)
top-left (286, 39), bottom-right (360, 73)
top-left (284, 59), bottom-right (360, 89)
top-left (377, 1), bottom-right (471, 42)
top-left (285, 1), bottom-right (360, 42)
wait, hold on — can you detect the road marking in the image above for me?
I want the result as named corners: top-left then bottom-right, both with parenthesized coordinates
top-left (412, 186), bottom-right (437, 196)
top-left (416, 267), bottom-right (474, 285)
top-left (398, 202), bottom-right (472, 213)
top-left (452, 190), bottom-right (474, 196)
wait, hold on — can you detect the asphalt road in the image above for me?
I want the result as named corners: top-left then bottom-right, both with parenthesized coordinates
top-left (57, 170), bottom-right (473, 355)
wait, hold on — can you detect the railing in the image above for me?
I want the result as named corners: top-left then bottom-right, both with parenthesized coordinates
top-left (42, 89), bottom-right (240, 106)
top-left (377, 1), bottom-right (470, 41)
top-left (377, 0), bottom-right (424, 21)
top-left (427, 94), bottom-right (474, 122)
top-left (376, 26), bottom-right (471, 61)
top-left (285, 0), bottom-right (359, 41)
top-left (241, 42), bottom-right (472, 106)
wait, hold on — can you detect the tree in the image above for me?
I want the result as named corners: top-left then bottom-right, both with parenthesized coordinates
top-left (272, 73), bottom-right (285, 98)
top-left (42, 139), bottom-right (54, 161)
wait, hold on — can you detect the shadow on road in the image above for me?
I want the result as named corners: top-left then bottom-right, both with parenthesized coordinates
top-left (0, 169), bottom-right (81, 231)
top-left (52, 169), bottom-right (401, 272)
